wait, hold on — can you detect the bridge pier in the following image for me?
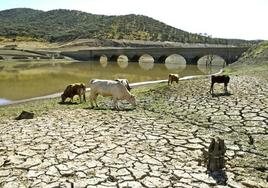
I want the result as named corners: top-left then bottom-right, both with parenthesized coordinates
top-left (109, 55), bottom-right (119, 61)
top-left (129, 55), bottom-right (140, 62)
top-left (154, 56), bottom-right (168, 63)
top-left (184, 56), bottom-right (200, 65)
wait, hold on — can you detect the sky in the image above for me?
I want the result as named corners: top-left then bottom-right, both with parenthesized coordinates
top-left (0, 0), bottom-right (267, 40)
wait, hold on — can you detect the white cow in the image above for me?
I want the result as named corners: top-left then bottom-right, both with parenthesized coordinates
top-left (89, 79), bottom-right (136, 109)
top-left (115, 79), bottom-right (131, 91)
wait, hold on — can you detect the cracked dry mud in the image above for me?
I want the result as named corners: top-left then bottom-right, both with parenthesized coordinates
top-left (0, 75), bottom-right (267, 188)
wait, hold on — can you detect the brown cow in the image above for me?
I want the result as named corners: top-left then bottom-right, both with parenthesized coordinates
top-left (168, 74), bottom-right (179, 85)
top-left (61, 83), bottom-right (86, 103)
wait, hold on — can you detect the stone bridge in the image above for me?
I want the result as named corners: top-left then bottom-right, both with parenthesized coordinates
top-left (61, 47), bottom-right (249, 64)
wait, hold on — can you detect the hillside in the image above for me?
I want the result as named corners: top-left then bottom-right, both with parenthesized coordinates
top-left (226, 41), bottom-right (268, 83)
top-left (235, 41), bottom-right (268, 64)
top-left (0, 8), bottom-right (257, 46)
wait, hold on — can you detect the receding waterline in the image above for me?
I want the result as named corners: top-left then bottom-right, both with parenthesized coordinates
top-left (0, 60), bottom-right (224, 105)
top-left (1, 69), bottom-right (223, 107)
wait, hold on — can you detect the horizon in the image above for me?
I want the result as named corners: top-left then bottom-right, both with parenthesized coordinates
top-left (0, 0), bottom-right (268, 41)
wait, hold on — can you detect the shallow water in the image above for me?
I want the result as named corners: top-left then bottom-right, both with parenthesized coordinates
top-left (0, 59), bottom-right (223, 104)
top-left (0, 98), bottom-right (11, 105)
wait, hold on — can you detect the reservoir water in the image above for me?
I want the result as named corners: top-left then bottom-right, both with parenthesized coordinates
top-left (0, 57), bottom-right (224, 105)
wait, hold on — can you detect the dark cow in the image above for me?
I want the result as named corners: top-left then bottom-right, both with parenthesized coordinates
top-left (210, 75), bottom-right (230, 94)
top-left (61, 83), bottom-right (86, 103)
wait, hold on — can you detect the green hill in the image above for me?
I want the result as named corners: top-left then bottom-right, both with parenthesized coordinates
top-left (235, 41), bottom-right (268, 64)
top-left (0, 8), bottom-right (258, 45)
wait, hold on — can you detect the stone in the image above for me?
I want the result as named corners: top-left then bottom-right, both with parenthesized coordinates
top-left (15, 111), bottom-right (34, 120)
top-left (241, 180), bottom-right (266, 188)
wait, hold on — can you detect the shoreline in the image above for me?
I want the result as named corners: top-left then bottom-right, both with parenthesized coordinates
top-left (1, 69), bottom-right (223, 107)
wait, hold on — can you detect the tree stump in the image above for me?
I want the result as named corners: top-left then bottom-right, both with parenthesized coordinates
top-left (207, 137), bottom-right (226, 171)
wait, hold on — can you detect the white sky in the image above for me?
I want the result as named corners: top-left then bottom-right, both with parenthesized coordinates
top-left (1, 0), bottom-right (268, 40)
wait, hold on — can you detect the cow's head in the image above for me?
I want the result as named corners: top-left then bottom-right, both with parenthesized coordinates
top-left (128, 94), bottom-right (137, 107)
top-left (61, 94), bottom-right (66, 103)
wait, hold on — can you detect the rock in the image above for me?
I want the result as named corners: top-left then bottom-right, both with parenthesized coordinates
top-left (248, 134), bottom-right (254, 145)
top-left (107, 175), bottom-right (118, 182)
top-left (15, 111), bottom-right (34, 120)
top-left (241, 180), bottom-right (266, 188)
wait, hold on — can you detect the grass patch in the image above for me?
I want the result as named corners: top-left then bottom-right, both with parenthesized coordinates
top-left (244, 41), bottom-right (268, 58)
top-left (0, 84), bottom-right (162, 119)
top-left (0, 96), bottom-right (92, 119)
top-left (224, 62), bottom-right (268, 80)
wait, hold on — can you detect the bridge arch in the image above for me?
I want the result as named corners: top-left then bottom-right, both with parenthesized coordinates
top-left (138, 54), bottom-right (154, 70)
top-left (139, 54), bottom-right (154, 63)
top-left (197, 55), bottom-right (226, 67)
top-left (197, 55), bottom-right (226, 74)
top-left (165, 54), bottom-right (186, 70)
top-left (117, 55), bottom-right (129, 69)
top-left (99, 55), bottom-right (108, 67)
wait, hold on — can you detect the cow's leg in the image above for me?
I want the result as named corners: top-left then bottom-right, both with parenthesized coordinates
top-left (94, 98), bottom-right (98, 107)
top-left (79, 94), bottom-right (82, 103)
top-left (89, 94), bottom-right (95, 108)
top-left (224, 83), bottom-right (228, 93)
top-left (168, 75), bottom-right (173, 85)
top-left (90, 98), bottom-right (94, 108)
top-left (112, 97), bottom-right (119, 110)
top-left (83, 94), bottom-right (86, 102)
top-left (93, 94), bottom-right (98, 107)
top-left (210, 82), bottom-right (214, 94)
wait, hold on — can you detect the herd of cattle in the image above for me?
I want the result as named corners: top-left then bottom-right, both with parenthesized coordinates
top-left (61, 74), bottom-right (230, 109)
top-left (61, 78), bottom-right (135, 109)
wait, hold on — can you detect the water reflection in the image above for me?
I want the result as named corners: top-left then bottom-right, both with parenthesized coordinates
top-left (0, 60), bottom-right (222, 102)
top-left (100, 55), bottom-right (108, 67)
top-left (197, 55), bottom-right (225, 74)
top-left (117, 55), bottom-right (128, 69)
top-left (165, 54), bottom-right (186, 70)
top-left (139, 54), bottom-right (154, 70)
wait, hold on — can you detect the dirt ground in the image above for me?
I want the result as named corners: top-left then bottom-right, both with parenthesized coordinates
top-left (0, 74), bottom-right (267, 187)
